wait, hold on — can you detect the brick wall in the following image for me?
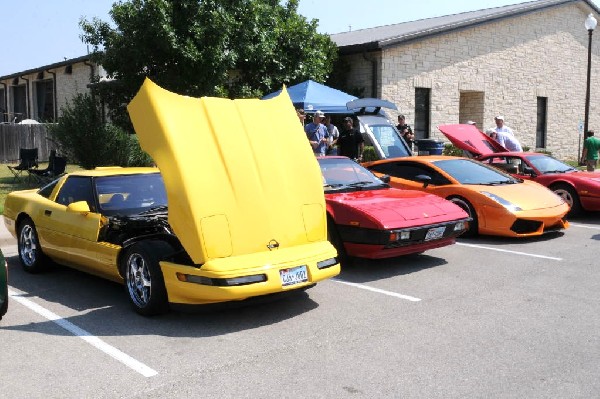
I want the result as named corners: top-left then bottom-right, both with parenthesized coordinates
top-left (342, 3), bottom-right (598, 160)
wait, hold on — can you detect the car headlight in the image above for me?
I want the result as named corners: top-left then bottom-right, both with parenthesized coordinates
top-left (389, 230), bottom-right (411, 242)
top-left (480, 191), bottom-right (522, 212)
top-left (454, 221), bottom-right (467, 231)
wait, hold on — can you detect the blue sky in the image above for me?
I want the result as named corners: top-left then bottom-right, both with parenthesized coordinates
top-left (1, 0), bottom-right (598, 76)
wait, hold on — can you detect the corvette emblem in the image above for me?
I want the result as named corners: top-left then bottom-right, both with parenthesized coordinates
top-left (267, 239), bottom-right (280, 250)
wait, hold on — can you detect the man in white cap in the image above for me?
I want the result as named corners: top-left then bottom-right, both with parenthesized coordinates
top-left (304, 110), bottom-right (329, 156)
top-left (494, 115), bottom-right (514, 136)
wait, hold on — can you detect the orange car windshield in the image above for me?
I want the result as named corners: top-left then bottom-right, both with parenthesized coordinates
top-left (433, 159), bottom-right (519, 185)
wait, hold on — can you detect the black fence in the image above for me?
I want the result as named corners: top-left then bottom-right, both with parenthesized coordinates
top-left (0, 124), bottom-right (57, 163)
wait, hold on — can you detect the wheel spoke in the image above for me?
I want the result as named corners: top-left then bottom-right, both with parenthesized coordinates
top-left (19, 224), bottom-right (39, 268)
top-left (127, 253), bottom-right (153, 307)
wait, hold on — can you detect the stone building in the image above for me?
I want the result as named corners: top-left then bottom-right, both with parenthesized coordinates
top-left (331, 0), bottom-right (600, 160)
top-left (0, 55), bottom-right (106, 124)
top-left (2, 0), bottom-right (599, 160)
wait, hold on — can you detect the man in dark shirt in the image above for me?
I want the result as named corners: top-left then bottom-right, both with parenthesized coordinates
top-left (337, 117), bottom-right (364, 160)
top-left (396, 114), bottom-right (414, 150)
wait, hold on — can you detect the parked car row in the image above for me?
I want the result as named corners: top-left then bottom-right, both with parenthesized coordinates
top-left (439, 123), bottom-right (600, 215)
top-left (0, 87), bottom-right (590, 319)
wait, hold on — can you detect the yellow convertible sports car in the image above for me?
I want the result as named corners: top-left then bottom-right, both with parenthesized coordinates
top-left (3, 79), bottom-right (340, 315)
top-left (364, 156), bottom-right (569, 237)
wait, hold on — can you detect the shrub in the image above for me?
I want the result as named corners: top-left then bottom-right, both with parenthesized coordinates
top-left (49, 93), bottom-right (153, 169)
top-left (362, 146), bottom-right (379, 162)
top-left (443, 144), bottom-right (463, 157)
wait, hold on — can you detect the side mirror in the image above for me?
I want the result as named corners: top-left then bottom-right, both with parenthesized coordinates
top-left (66, 200), bottom-right (91, 214)
top-left (415, 174), bottom-right (432, 188)
top-left (379, 174), bottom-right (391, 184)
top-left (522, 166), bottom-right (536, 177)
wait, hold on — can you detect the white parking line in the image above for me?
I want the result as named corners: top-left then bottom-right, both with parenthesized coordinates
top-left (2, 244), bottom-right (17, 257)
top-left (568, 222), bottom-right (600, 230)
top-left (8, 288), bottom-right (158, 378)
top-left (456, 242), bottom-right (562, 261)
top-left (331, 279), bottom-right (421, 302)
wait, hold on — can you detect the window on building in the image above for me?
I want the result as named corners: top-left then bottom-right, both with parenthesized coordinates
top-left (414, 88), bottom-right (431, 139)
top-left (11, 85), bottom-right (26, 122)
top-left (35, 79), bottom-right (55, 122)
top-left (536, 97), bottom-right (547, 149)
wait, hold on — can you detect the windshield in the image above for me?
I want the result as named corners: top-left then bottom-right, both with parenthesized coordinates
top-left (96, 173), bottom-right (168, 216)
top-left (433, 158), bottom-right (520, 185)
top-left (318, 157), bottom-right (387, 192)
top-left (370, 124), bottom-right (411, 158)
top-left (526, 154), bottom-right (575, 174)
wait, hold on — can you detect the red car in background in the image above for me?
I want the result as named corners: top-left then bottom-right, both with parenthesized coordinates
top-left (318, 156), bottom-right (470, 260)
top-left (439, 124), bottom-right (600, 215)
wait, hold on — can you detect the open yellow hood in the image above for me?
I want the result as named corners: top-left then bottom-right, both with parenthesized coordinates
top-left (127, 78), bottom-right (325, 265)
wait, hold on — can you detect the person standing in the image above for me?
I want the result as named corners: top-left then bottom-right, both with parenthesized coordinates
top-left (581, 130), bottom-right (600, 171)
top-left (494, 115), bottom-right (515, 136)
top-left (304, 110), bottom-right (329, 156)
top-left (324, 114), bottom-right (339, 155)
top-left (296, 108), bottom-right (306, 126)
top-left (396, 114), bottom-right (413, 137)
top-left (337, 117), bottom-right (364, 161)
top-left (396, 114), bottom-right (415, 151)
top-left (494, 130), bottom-right (523, 152)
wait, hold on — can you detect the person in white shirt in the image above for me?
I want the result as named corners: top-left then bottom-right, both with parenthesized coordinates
top-left (495, 130), bottom-right (523, 152)
top-left (494, 115), bottom-right (515, 136)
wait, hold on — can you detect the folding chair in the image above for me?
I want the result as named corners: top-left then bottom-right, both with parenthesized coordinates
top-left (27, 150), bottom-right (55, 181)
top-left (29, 155), bottom-right (67, 184)
top-left (7, 148), bottom-right (39, 182)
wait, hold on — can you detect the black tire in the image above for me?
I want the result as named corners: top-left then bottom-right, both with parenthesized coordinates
top-left (17, 218), bottom-right (48, 273)
top-left (448, 196), bottom-right (478, 237)
top-left (122, 241), bottom-right (170, 316)
top-left (327, 216), bottom-right (349, 264)
top-left (551, 183), bottom-right (582, 216)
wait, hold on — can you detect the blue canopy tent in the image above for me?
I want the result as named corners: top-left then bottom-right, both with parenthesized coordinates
top-left (262, 80), bottom-right (357, 114)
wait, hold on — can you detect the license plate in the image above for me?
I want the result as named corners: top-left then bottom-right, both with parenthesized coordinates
top-left (425, 226), bottom-right (445, 241)
top-left (280, 265), bottom-right (308, 287)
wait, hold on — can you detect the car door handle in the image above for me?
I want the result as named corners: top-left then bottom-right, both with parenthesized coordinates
top-left (44, 210), bottom-right (52, 216)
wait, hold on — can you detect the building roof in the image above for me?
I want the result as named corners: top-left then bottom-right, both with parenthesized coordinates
top-left (331, 0), bottom-right (600, 54)
top-left (0, 55), bottom-right (95, 81)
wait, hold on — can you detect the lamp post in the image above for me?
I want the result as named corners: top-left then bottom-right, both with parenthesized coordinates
top-left (584, 13), bottom-right (597, 135)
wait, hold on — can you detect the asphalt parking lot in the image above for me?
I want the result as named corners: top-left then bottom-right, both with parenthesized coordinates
top-left (1, 214), bottom-right (600, 398)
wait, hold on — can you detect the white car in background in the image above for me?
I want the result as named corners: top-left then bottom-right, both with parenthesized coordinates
top-left (346, 98), bottom-right (413, 160)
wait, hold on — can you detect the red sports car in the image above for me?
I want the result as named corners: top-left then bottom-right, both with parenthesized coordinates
top-left (318, 156), bottom-right (470, 260)
top-left (439, 124), bottom-right (600, 214)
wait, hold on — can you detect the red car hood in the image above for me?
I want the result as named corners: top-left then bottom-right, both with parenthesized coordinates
top-left (438, 124), bottom-right (507, 156)
top-left (326, 188), bottom-right (468, 229)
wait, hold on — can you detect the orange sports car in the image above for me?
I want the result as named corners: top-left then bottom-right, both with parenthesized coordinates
top-left (364, 156), bottom-right (569, 237)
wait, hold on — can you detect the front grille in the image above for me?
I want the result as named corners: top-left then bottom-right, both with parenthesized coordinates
top-left (336, 219), bottom-right (469, 247)
top-left (511, 219), bottom-right (543, 234)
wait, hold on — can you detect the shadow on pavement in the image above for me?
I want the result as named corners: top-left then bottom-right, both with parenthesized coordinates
top-left (338, 252), bottom-right (448, 284)
top-left (1, 254), bottom-right (320, 338)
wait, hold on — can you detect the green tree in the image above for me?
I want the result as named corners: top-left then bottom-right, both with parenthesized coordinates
top-left (80, 0), bottom-right (337, 127)
top-left (49, 93), bottom-right (152, 169)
